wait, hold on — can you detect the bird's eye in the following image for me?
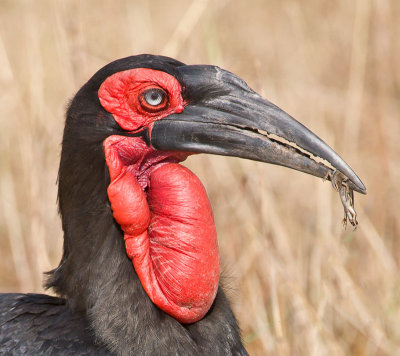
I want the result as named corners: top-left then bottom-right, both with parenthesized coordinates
top-left (139, 88), bottom-right (168, 113)
top-left (144, 90), bottom-right (164, 106)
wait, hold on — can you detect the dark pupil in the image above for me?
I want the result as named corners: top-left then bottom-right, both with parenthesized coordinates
top-left (145, 90), bottom-right (163, 106)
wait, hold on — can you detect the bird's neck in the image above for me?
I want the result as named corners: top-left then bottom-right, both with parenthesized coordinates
top-left (46, 130), bottom-right (228, 353)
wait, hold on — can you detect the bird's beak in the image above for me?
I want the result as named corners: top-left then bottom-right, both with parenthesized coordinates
top-left (150, 65), bottom-right (366, 194)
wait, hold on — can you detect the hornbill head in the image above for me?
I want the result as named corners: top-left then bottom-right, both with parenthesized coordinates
top-left (56, 54), bottom-right (365, 327)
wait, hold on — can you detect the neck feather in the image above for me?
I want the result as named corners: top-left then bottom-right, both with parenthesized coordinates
top-left (45, 110), bottom-right (245, 353)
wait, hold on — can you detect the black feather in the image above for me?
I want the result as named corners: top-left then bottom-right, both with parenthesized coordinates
top-left (0, 55), bottom-right (248, 355)
top-left (0, 294), bottom-right (109, 355)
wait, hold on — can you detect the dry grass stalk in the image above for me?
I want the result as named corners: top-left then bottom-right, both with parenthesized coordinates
top-left (0, 1), bottom-right (399, 354)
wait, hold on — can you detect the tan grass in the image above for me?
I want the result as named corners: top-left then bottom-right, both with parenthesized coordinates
top-left (0, 1), bottom-right (399, 354)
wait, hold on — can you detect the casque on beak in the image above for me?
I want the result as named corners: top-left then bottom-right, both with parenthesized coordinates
top-left (150, 64), bottom-right (366, 195)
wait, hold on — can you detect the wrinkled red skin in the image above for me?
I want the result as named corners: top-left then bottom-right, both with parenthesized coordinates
top-left (99, 69), bottom-right (220, 323)
top-left (99, 68), bottom-right (185, 131)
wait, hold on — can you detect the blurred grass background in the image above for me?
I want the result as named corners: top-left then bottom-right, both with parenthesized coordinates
top-left (0, 0), bottom-right (399, 354)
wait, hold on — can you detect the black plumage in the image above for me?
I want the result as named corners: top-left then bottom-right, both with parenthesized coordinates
top-left (0, 54), bottom-right (366, 355)
top-left (0, 294), bottom-right (108, 355)
top-left (0, 55), bottom-right (247, 355)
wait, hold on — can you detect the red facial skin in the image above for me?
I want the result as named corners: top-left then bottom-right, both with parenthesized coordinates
top-left (99, 69), bottom-right (220, 323)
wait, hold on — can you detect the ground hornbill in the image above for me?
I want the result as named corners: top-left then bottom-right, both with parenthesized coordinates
top-left (0, 55), bottom-right (366, 355)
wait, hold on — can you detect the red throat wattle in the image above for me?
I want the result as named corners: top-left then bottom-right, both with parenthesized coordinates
top-left (99, 69), bottom-right (220, 323)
